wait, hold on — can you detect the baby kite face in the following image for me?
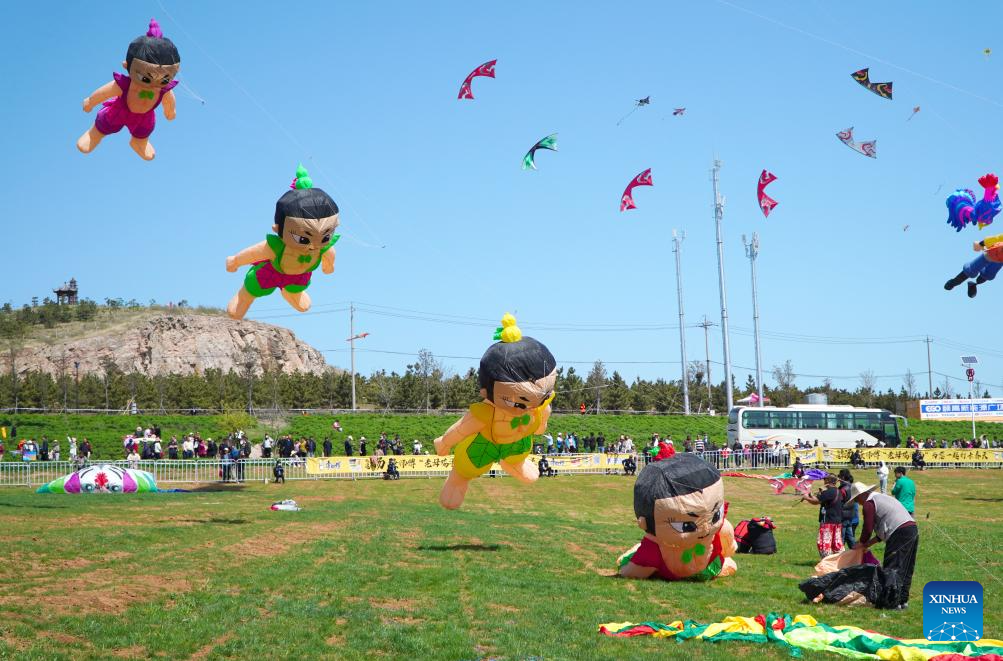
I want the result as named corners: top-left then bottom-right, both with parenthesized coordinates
top-left (124, 58), bottom-right (180, 88)
top-left (274, 214), bottom-right (340, 254)
top-left (641, 479), bottom-right (725, 550)
top-left (485, 369), bottom-right (556, 413)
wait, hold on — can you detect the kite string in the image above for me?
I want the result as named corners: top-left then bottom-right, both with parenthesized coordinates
top-left (153, 0), bottom-right (387, 248)
top-left (714, 0), bottom-right (1003, 110)
top-left (923, 514), bottom-right (1003, 589)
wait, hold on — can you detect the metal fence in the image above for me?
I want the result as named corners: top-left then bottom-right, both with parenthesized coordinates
top-left (1, 449), bottom-right (998, 489)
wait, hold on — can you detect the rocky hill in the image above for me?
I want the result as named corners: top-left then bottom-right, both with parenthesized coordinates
top-left (16, 312), bottom-right (329, 377)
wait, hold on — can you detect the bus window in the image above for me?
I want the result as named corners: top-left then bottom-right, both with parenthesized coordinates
top-left (801, 412), bottom-right (823, 429)
top-left (825, 413), bottom-right (839, 430)
top-left (883, 422), bottom-right (900, 447)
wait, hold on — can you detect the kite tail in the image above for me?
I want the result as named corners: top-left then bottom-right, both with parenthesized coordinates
top-left (946, 189), bottom-right (977, 232)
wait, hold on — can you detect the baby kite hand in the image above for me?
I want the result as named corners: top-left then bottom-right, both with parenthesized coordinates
top-left (433, 436), bottom-right (449, 456)
top-left (226, 256), bottom-right (238, 272)
top-left (974, 241), bottom-right (985, 252)
top-left (82, 98), bottom-right (95, 112)
top-left (164, 109), bottom-right (176, 121)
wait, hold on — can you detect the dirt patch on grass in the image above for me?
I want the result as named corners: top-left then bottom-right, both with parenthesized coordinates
top-left (0, 633), bottom-right (30, 651)
top-left (381, 615), bottom-right (424, 626)
top-left (189, 632), bottom-right (233, 660)
top-left (370, 597), bottom-right (420, 611)
top-left (41, 631), bottom-right (91, 646)
top-left (326, 633), bottom-right (345, 646)
top-left (487, 603), bottom-right (521, 613)
top-left (111, 645), bottom-right (146, 658)
top-left (0, 569), bottom-right (192, 616)
top-left (223, 522), bottom-right (337, 558)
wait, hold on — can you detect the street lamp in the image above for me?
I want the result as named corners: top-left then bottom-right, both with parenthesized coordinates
top-left (74, 361), bottom-right (80, 411)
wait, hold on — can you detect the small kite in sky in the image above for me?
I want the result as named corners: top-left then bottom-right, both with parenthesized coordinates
top-left (522, 134), bottom-right (558, 170)
top-left (836, 127), bottom-right (877, 158)
top-left (903, 224), bottom-right (910, 232)
top-left (984, 48), bottom-right (992, 57)
top-left (851, 67), bottom-right (893, 100)
top-left (907, 106), bottom-right (920, 121)
top-left (673, 107), bottom-right (685, 116)
top-left (457, 59), bottom-right (496, 100)
top-left (757, 170), bottom-right (778, 218)
top-left (617, 96), bottom-right (651, 125)
top-left (620, 168), bottom-right (653, 212)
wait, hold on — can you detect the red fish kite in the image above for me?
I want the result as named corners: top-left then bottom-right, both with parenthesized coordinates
top-left (907, 106), bottom-right (920, 121)
top-left (620, 168), bottom-right (653, 211)
top-left (757, 170), bottom-right (778, 218)
top-left (851, 68), bottom-right (893, 100)
top-left (457, 59), bottom-right (497, 100)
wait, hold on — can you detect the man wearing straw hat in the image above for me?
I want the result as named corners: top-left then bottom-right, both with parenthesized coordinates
top-left (850, 480), bottom-right (919, 609)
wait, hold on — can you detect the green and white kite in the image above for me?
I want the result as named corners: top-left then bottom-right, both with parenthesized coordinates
top-left (522, 133), bottom-right (558, 170)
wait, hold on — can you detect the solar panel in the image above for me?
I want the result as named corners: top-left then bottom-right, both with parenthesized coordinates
top-left (961, 355), bottom-right (979, 365)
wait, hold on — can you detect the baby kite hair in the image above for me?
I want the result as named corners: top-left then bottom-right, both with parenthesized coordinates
top-left (478, 314), bottom-right (556, 402)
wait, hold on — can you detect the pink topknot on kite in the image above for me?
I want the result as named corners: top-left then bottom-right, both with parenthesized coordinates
top-left (147, 18), bottom-right (164, 39)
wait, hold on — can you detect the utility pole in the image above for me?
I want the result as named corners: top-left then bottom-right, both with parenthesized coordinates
top-left (925, 336), bottom-right (933, 398)
top-left (743, 233), bottom-right (765, 407)
top-left (672, 230), bottom-right (690, 415)
top-left (711, 160), bottom-right (734, 413)
top-left (350, 303), bottom-right (356, 411)
top-left (699, 317), bottom-right (713, 407)
top-left (74, 361), bottom-right (80, 411)
top-left (346, 304), bottom-right (370, 412)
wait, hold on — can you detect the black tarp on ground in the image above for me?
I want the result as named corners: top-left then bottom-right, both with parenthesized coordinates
top-left (798, 564), bottom-right (904, 608)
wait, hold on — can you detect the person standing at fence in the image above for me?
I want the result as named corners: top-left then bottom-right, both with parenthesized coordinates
top-left (273, 460), bottom-right (285, 483)
top-left (344, 436), bottom-right (354, 456)
top-left (127, 448), bottom-right (140, 470)
top-left (50, 440), bottom-right (60, 462)
top-left (892, 467), bottom-right (916, 515)
top-left (597, 433), bottom-right (606, 453)
top-left (322, 437), bottom-right (332, 457)
top-left (876, 461), bottom-right (889, 494)
top-left (69, 437), bottom-right (77, 461)
top-left (359, 436), bottom-right (368, 456)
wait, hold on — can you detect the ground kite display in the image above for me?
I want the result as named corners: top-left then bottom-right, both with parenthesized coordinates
top-left (851, 68), bottom-right (893, 100)
top-left (226, 165), bottom-right (340, 320)
top-left (522, 134), bottom-right (558, 170)
top-left (757, 170), bottom-right (778, 218)
top-left (617, 454), bottom-right (737, 581)
top-left (457, 60), bottom-right (496, 100)
top-left (836, 127), bottom-right (877, 158)
top-left (620, 168), bottom-right (653, 211)
top-left (37, 464), bottom-right (158, 494)
top-left (77, 18), bottom-right (181, 161)
top-left (433, 314), bottom-right (556, 510)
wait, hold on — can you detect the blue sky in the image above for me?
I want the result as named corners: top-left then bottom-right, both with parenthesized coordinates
top-left (2, 0), bottom-right (1002, 396)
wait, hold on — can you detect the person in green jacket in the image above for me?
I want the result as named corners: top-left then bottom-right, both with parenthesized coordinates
top-left (891, 466), bottom-right (916, 515)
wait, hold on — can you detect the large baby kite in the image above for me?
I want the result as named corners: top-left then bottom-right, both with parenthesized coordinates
top-left (617, 453), bottom-right (738, 581)
top-left (77, 18), bottom-right (180, 161)
top-left (434, 314), bottom-right (556, 509)
top-left (226, 165), bottom-right (340, 320)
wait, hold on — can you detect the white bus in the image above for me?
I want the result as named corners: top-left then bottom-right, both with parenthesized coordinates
top-left (727, 404), bottom-right (903, 449)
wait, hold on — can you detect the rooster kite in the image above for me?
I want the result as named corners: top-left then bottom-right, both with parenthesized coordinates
top-left (457, 59), bottom-right (496, 100)
top-left (620, 168), bottom-right (653, 211)
top-left (850, 67), bottom-right (893, 100)
top-left (757, 170), bottom-right (778, 218)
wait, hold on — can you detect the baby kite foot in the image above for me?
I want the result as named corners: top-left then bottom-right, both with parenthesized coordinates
top-left (129, 137), bottom-right (155, 161)
top-left (76, 127), bottom-right (106, 154)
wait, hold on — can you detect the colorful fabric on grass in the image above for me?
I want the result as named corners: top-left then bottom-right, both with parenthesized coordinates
top-left (599, 613), bottom-right (1003, 660)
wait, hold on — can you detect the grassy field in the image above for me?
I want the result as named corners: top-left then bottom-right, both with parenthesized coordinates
top-left (0, 469), bottom-right (999, 660)
top-left (4, 413), bottom-right (1002, 461)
